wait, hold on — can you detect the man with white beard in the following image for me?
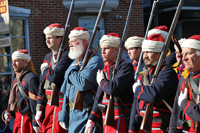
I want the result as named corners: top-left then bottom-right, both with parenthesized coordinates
top-left (58, 27), bottom-right (104, 133)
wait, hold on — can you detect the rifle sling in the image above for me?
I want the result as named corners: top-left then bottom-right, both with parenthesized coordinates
top-left (188, 76), bottom-right (197, 103)
top-left (189, 74), bottom-right (198, 95)
top-left (17, 81), bottom-right (29, 104)
top-left (17, 80), bottom-right (32, 121)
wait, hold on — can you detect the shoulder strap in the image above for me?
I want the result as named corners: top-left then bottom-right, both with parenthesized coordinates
top-left (189, 74), bottom-right (198, 95)
top-left (17, 80), bottom-right (29, 103)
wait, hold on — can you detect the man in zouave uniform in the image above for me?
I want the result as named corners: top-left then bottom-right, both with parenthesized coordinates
top-left (35, 23), bottom-right (73, 133)
top-left (124, 36), bottom-right (144, 77)
top-left (129, 34), bottom-right (178, 133)
top-left (4, 49), bottom-right (40, 133)
top-left (169, 35), bottom-right (200, 133)
top-left (58, 27), bottom-right (104, 133)
top-left (85, 33), bottom-right (134, 133)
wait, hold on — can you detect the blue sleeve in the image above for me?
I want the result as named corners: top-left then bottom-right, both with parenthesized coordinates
top-left (28, 76), bottom-right (40, 126)
top-left (68, 56), bottom-right (104, 92)
top-left (169, 85), bottom-right (182, 133)
top-left (100, 62), bottom-right (134, 96)
top-left (129, 98), bottom-right (141, 132)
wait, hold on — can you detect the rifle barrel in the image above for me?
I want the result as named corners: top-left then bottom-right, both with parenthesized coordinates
top-left (134, 0), bottom-right (160, 80)
top-left (80, 0), bottom-right (106, 71)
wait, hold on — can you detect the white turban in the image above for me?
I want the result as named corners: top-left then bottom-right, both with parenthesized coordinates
top-left (142, 34), bottom-right (165, 52)
top-left (12, 49), bottom-right (31, 62)
top-left (174, 38), bottom-right (186, 50)
top-left (100, 33), bottom-right (121, 48)
top-left (148, 25), bottom-right (168, 41)
top-left (181, 35), bottom-right (200, 50)
top-left (68, 27), bottom-right (90, 41)
top-left (43, 23), bottom-right (64, 36)
top-left (124, 36), bottom-right (144, 49)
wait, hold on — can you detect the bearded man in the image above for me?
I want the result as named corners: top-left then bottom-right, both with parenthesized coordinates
top-left (58, 27), bottom-right (104, 133)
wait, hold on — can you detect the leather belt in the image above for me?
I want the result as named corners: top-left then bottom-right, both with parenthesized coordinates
top-left (46, 94), bottom-right (64, 100)
top-left (69, 102), bottom-right (92, 109)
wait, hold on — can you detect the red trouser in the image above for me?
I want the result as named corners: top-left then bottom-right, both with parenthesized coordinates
top-left (102, 109), bottom-right (128, 133)
top-left (13, 112), bottom-right (34, 133)
top-left (41, 100), bottom-right (66, 133)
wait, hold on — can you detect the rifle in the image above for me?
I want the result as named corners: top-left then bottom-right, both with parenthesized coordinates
top-left (140, 0), bottom-right (185, 132)
top-left (134, 0), bottom-right (160, 80)
top-left (73, 0), bottom-right (106, 111)
top-left (104, 0), bottom-right (134, 128)
top-left (49, 0), bottom-right (75, 106)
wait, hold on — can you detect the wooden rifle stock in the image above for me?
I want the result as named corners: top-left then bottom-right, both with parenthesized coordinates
top-left (73, 0), bottom-right (106, 111)
top-left (140, 0), bottom-right (185, 131)
top-left (73, 90), bottom-right (83, 111)
top-left (140, 103), bottom-right (153, 132)
top-left (49, 0), bottom-right (75, 106)
top-left (50, 85), bottom-right (60, 106)
top-left (104, 95), bottom-right (115, 127)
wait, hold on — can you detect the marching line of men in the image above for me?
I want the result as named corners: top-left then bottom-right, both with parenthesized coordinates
top-left (3, 23), bottom-right (200, 133)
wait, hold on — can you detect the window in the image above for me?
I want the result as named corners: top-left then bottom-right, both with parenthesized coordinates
top-left (78, 16), bottom-right (105, 56)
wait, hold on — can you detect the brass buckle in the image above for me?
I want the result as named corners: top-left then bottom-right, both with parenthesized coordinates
top-left (69, 102), bottom-right (74, 108)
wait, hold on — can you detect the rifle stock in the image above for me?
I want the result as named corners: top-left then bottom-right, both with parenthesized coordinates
top-left (140, 0), bottom-right (185, 132)
top-left (104, 95), bottom-right (115, 127)
top-left (140, 103), bottom-right (153, 132)
top-left (73, 90), bottom-right (83, 111)
top-left (73, 0), bottom-right (106, 111)
top-left (50, 84), bottom-right (59, 106)
top-left (49, 0), bottom-right (75, 106)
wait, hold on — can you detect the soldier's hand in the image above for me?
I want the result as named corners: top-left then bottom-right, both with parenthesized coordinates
top-left (33, 126), bottom-right (41, 133)
top-left (40, 63), bottom-right (48, 74)
top-left (84, 120), bottom-right (95, 133)
top-left (96, 70), bottom-right (105, 85)
top-left (178, 87), bottom-right (188, 106)
top-left (132, 80), bottom-right (142, 93)
top-left (59, 121), bottom-right (68, 130)
top-left (35, 111), bottom-right (42, 127)
top-left (4, 111), bottom-right (12, 121)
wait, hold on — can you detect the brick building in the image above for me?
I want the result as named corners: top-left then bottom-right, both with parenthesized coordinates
top-left (0, 0), bottom-right (144, 129)
top-left (6, 0), bottom-right (143, 76)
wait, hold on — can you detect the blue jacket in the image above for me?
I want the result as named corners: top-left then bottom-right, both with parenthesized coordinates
top-left (58, 50), bottom-right (104, 133)
top-left (37, 49), bottom-right (73, 107)
top-left (169, 70), bottom-right (200, 133)
top-left (11, 70), bottom-right (39, 127)
top-left (88, 60), bottom-right (134, 123)
top-left (129, 64), bottom-right (178, 132)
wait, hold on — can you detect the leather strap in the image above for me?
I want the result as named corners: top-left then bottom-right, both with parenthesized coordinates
top-left (17, 81), bottom-right (29, 103)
